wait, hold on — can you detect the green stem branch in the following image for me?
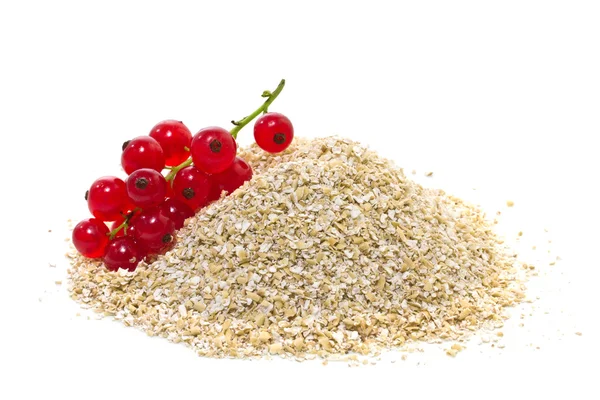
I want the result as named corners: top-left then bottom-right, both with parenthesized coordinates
top-left (165, 158), bottom-right (192, 181)
top-left (108, 209), bottom-right (140, 239)
top-left (162, 79), bottom-right (286, 182)
top-left (230, 79), bottom-right (286, 139)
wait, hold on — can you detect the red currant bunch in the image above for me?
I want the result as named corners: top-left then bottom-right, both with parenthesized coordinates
top-left (72, 79), bottom-right (294, 272)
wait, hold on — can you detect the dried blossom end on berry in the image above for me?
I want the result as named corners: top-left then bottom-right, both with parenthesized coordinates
top-left (135, 178), bottom-right (148, 190)
top-left (209, 139), bottom-right (222, 153)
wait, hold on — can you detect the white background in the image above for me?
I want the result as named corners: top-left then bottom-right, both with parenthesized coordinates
top-left (1, 0), bottom-right (599, 399)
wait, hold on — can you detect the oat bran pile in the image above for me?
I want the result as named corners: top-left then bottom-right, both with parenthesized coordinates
top-left (69, 136), bottom-right (526, 359)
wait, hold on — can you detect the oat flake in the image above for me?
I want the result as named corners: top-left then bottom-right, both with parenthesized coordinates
top-left (68, 136), bottom-right (527, 360)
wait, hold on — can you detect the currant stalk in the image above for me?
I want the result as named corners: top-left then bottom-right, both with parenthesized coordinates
top-left (164, 78), bottom-right (286, 181)
top-left (108, 210), bottom-right (139, 239)
top-left (230, 79), bottom-right (286, 139)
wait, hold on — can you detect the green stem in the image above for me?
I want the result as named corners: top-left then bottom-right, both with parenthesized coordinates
top-left (165, 158), bottom-right (193, 181)
top-left (163, 79), bottom-right (286, 182)
top-left (230, 79), bottom-right (286, 139)
top-left (108, 209), bottom-right (140, 239)
top-left (108, 221), bottom-right (127, 240)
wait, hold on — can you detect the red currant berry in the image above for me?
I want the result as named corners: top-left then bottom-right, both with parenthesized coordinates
top-left (172, 166), bottom-right (211, 211)
top-left (190, 127), bottom-right (236, 174)
top-left (253, 112), bottom-right (294, 153)
top-left (86, 176), bottom-right (130, 222)
top-left (149, 120), bottom-right (192, 167)
top-left (126, 168), bottom-right (167, 208)
top-left (103, 236), bottom-right (145, 272)
top-left (165, 180), bottom-right (174, 198)
top-left (72, 218), bottom-right (110, 258)
top-left (159, 198), bottom-right (194, 229)
top-left (210, 157), bottom-right (253, 200)
top-left (121, 136), bottom-right (165, 174)
top-left (128, 207), bottom-right (176, 254)
top-left (207, 184), bottom-right (222, 203)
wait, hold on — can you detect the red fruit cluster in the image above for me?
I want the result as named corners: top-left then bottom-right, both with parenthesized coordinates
top-left (72, 80), bottom-right (293, 272)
